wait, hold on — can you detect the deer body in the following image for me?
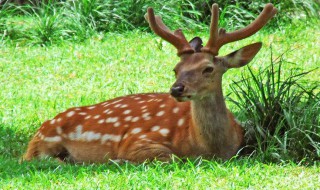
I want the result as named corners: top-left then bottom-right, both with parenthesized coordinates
top-left (24, 4), bottom-right (276, 163)
top-left (24, 92), bottom-right (242, 163)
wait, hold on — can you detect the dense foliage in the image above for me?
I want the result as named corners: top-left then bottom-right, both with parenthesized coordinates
top-left (0, 0), bottom-right (319, 45)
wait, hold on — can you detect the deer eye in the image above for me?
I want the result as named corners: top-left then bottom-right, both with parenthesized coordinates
top-left (202, 67), bottom-right (214, 74)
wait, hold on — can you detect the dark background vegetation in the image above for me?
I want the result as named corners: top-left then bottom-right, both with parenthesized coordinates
top-left (0, 0), bottom-right (319, 44)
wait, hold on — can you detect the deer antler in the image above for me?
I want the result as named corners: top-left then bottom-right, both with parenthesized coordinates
top-left (145, 8), bottom-right (194, 56)
top-left (202, 3), bottom-right (277, 56)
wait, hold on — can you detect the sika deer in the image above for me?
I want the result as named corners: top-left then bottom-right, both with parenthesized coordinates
top-left (23, 4), bottom-right (277, 163)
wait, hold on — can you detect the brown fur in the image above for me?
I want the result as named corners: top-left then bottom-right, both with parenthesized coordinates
top-left (23, 92), bottom-right (245, 163)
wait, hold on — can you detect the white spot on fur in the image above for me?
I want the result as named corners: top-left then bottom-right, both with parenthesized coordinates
top-left (56, 127), bottom-right (62, 134)
top-left (50, 119), bottom-right (55, 125)
top-left (131, 117), bottom-right (139, 122)
top-left (93, 115), bottom-right (100, 119)
top-left (85, 115), bottom-right (91, 120)
top-left (87, 106), bottom-right (96, 110)
top-left (114, 104), bottom-right (122, 108)
top-left (120, 104), bottom-right (128, 108)
top-left (159, 128), bottom-right (170, 136)
top-left (75, 125), bottom-right (83, 137)
top-left (106, 117), bottom-right (118, 123)
top-left (160, 104), bottom-right (166, 108)
top-left (173, 107), bottom-right (179, 113)
top-left (57, 118), bottom-right (62, 122)
top-left (103, 109), bottom-right (110, 113)
top-left (139, 134), bottom-right (147, 139)
top-left (142, 112), bottom-right (151, 120)
top-left (101, 102), bottom-right (109, 106)
top-left (101, 134), bottom-right (121, 143)
top-left (156, 111), bottom-right (165, 116)
top-left (111, 99), bottom-right (123, 104)
top-left (66, 111), bottom-right (75, 117)
top-left (114, 122), bottom-right (121, 127)
top-left (98, 119), bottom-right (105, 124)
top-left (138, 101), bottom-right (145, 104)
top-left (80, 131), bottom-right (101, 142)
top-left (78, 112), bottom-right (87, 115)
top-left (67, 126), bottom-right (102, 142)
top-left (178, 118), bottom-right (185, 127)
top-left (151, 126), bottom-right (160, 131)
top-left (123, 133), bottom-right (129, 139)
top-left (43, 136), bottom-right (62, 142)
top-left (68, 125), bottom-right (83, 140)
top-left (142, 112), bottom-right (150, 118)
top-left (38, 133), bottom-right (45, 140)
top-left (103, 104), bottom-right (110, 107)
top-left (124, 116), bottom-right (132, 121)
top-left (134, 97), bottom-right (141, 100)
top-left (131, 128), bottom-right (142, 134)
top-left (123, 110), bottom-right (131, 115)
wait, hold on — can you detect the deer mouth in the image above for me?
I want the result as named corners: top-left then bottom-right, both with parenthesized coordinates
top-left (172, 95), bottom-right (193, 102)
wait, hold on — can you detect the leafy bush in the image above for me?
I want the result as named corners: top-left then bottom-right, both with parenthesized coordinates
top-left (0, 0), bottom-right (319, 44)
top-left (25, 1), bottom-right (66, 45)
top-left (228, 46), bottom-right (320, 163)
top-left (0, 2), bottom-right (21, 41)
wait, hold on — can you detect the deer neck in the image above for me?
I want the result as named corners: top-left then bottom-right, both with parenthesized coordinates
top-left (190, 83), bottom-right (232, 154)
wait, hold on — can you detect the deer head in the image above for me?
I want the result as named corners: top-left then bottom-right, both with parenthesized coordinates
top-left (146, 4), bottom-right (277, 102)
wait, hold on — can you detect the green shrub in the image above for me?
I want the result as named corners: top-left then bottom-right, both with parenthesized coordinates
top-left (1, 0), bottom-right (319, 44)
top-left (26, 1), bottom-right (66, 45)
top-left (228, 46), bottom-right (320, 163)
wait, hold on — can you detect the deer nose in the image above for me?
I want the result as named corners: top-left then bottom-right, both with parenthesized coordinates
top-left (170, 84), bottom-right (185, 97)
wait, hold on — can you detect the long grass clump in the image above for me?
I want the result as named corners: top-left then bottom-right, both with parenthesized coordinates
top-left (228, 46), bottom-right (320, 163)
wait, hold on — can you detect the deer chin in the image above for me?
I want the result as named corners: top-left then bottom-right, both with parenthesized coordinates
top-left (171, 95), bottom-right (194, 102)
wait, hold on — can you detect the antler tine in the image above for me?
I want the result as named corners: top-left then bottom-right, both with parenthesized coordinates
top-left (201, 4), bottom-right (219, 55)
top-left (202, 3), bottom-right (277, 55)
top-left (145, 8), bottom-right (194, 56)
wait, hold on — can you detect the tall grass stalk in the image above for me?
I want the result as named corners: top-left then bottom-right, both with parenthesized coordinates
top-left (228, 46), bottom-right (320, 163)
top-left (25, 1), bottom-right (66, 46)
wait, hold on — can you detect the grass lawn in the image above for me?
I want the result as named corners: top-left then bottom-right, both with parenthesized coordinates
top-left (0, 18), bottom-right (319, 188)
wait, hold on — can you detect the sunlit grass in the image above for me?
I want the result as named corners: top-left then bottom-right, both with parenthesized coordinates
top-left (1, 157), bottom-right (320, 189)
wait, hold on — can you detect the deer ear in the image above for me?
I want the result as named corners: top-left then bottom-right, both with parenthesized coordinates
top-left (189, 37), bottom-right (203, 52)
top-left (222, 42), bottom-right (262, 68)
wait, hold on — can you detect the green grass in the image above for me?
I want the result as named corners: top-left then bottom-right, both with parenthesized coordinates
top-left (1, 158), bottom-right (320, 189)
top-left (0, 18), bottom-right (319, 188)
